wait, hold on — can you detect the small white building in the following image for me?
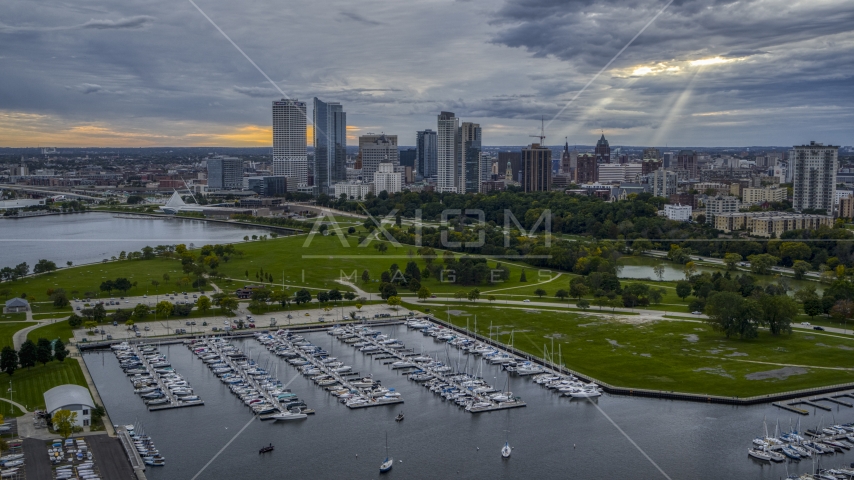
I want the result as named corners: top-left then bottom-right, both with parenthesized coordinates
top-left (44, 385), bottom-right (95, 429)
top-left (664, 204), bottom-right (692, 222)
top-left (373, 162), bottom-right (402, 194)
top-left (334, 181), bottom-right (374, 200)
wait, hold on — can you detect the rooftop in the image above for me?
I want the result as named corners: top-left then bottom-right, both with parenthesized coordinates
top-left (44, 385), bottom-right (95, 414)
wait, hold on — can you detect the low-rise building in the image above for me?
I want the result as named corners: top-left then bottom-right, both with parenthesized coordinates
top-left (44, 385), bottom-right (95, 429)
top-left (334, 182), bottom-right (374, 200)
top-left (664, 204), bottom-right (692, 222)
top-left (373, 163), bottom-right (402, 194)
top-left (840, 194), bottom-right (854, 219)
top-left (702, 195), bottom-right (741, 224)
top-left (714, 211), bottom-right (832, 237)
top-left (4, 298), bottom-right (29, 313)
top-left (742, 186), bottom-right (786, 205)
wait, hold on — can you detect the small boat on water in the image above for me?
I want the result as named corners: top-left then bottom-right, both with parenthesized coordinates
top-left (272, 411), bottom-right (308, 421)
top-left (259, 444), bottom-right (274, 454)
top-left (748, 448), bottom-right (772, 461)
top-left (380, 432), bottom-right (393, 474)
top-left (395, 412), bottom-right (404, 422)
top-left (501, 441), bottom-right (511, 458)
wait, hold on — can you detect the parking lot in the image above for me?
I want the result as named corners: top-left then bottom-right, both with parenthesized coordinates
top-left (71, 302), bottom-right (414, 343)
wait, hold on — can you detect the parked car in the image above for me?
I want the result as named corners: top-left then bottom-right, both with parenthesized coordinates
top-left (190, 321), bottom-right (196, 326)
top-left (523, 299), bottom-right (531, 303)
top-left (106, 334), bottom-right (112, 340)
top-left (801, 322), bottom-right (811, 326)
top-left (113, 321), bottom-right (117, 326)
top-left (249, 323), bottom-right (255, 328)
top-left (135, 332), bottom-right (141, 337)
top-left (144, 326), bottom-right (150, 331)
top-left (202, 321), bottom-right (208, 326)
top-left (814, 326), bottom-right (825, 331)
top-left (692, 311), bottom-right (703, 315)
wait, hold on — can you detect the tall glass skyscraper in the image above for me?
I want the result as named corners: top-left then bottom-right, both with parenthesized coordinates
top-left (437, 112), bottom-right (460, 193)
top-left (416, 129), bottom-right (437, 179)
top-left (313, 97), bottom-right (346, 195)
top-left (461, 122), bottom-right (481, 194)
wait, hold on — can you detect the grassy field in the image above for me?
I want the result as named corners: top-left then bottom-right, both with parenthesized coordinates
top-left (3, 258), bottom-right (185, 300)
top-left (418, 304), bottom-right (854, 397)
top-left (0, 322), bottom-right (35, 349)
top-left (0, 313), bottom-right (27, 322)
top-left (0, 361), bottom-right (88, 415)
top-left (27, 320), bottom-right (74, 344)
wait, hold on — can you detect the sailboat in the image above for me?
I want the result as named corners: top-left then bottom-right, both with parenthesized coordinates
top-left (380, 432), bottom-right (393, 473)
top-left (501, 441), bottom-right (511, 458)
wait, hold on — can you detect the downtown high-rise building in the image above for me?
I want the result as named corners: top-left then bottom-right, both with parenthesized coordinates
top-left (522, 143), bottom-right (552, 192)
top-left (312, 97), bottom-right (346, 195)
top-left (792, 141), bottom-right (839, 215)
top-left (437, 111), bottom-right (460, 193)
top-left (415, 129), bottom-right (437, 179)
top-left (206, 156), bottom-right (243, 190)
top-left (359, 134), bottom-right (398, 182)
top-left (460, 122), bottom-right (481, 194)
top-left (595, 134), bottom-right (611, 164)
top-left (272, 99), bottom-right (307, 185)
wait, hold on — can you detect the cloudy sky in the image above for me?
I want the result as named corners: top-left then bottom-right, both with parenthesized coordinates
top-left (1, 0), bottom-right (853, 148)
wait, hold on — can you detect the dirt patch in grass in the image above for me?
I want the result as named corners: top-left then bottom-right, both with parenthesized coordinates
top-left (447, 310), bottom-right (468, 316)
top-left (683, 334), bottom-right (699, 343)
top-left (745, 367), bottom-right (809, 381)
top-left (695, 366), bottom-right (734, 379)
top-left (606, 339), bottom-right (625, 348)
top-left (727, 352), bottom-right (748, 357)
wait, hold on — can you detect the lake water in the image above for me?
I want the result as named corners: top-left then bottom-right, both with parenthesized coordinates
top-left (0, 213), bottom-right (273, 269)
top-left (83, 326), bottom-right (854, 479)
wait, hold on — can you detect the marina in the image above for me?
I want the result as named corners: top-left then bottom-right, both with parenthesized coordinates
top-left (113, 342), bottom-right (204, 411)
top-left (83, 325), bottom-right (854, 480)
top-left (256, 329), bottom-right (405, 409)
top-left (190, 337), bottom-right (310, 420)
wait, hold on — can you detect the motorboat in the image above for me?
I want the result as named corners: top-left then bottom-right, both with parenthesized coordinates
top-left (271, 411), bottom-right (308, 421)
top-left (501, 441), bottom-right (511, 458)
top-left (395, 412), bottom-right (404, 422)
top-left (259, 444), bottom-right (274, 454)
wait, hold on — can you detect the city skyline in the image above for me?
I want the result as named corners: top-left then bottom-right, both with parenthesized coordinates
top-left (1, 0), bottom-right (852, 148)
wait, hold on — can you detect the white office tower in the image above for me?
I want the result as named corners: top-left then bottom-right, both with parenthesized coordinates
top-left (437, 111), bottom-right (460, 193)
top-left (272, 99), bottom-right (307, 185)
top-left (792, 141), bottom-right (839, 215)
top-left (360, 134), bottom-right (398, 182)
top-left (652, 169), bottom-right (678, 197)
top-left (374, 162), bottom-right (402, 194)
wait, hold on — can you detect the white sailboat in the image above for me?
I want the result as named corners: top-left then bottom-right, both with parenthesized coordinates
top-left (380, 432), bottom-right (393, 473)
top-left (501, 441), bottom-right (511, 458)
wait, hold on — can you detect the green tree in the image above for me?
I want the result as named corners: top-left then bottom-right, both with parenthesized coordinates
top-left (594, 297), bottom-right (609, 310)
top-left (632, 239), bottom-right (653, 255)
top-left (648, 287), bottom-right (666, 305)
top-left (831, 300), bottom-right (854, 325)
top-left (67, 314), bottom-right (83, 328)
top-left (18, 339), bottom-right (37, 370)
top-left (374, 243), bottom-right (389, 254)
top-left (361, 270), bottom-right (371, 284)
top-left (93, 303), bottom-right (106, 322)
top-left (52, 409), bottom-right (77, 440)
top-left (53, 339), bottom-right (68, 362)
top-left (380, 283), bottom-right (398, 300)
top-left (555, 289), bottom-right (569, 301)
top-left (99, 280), bottom-right (114, 296)
top-left (132, 304), bottom-right (148, 319)
top-left (155, 301), bottom-right (174, 319)
top-left (36, 338), bottom-right (53, 366)
top-left (792, 260), bottom-right (811, 280)
top-left (675, 280), bottom-right (692, 300)
top-left (804, 298), bottom-right (823, 319)
top-left (271, 290), bottom-right (291, 308)
top-left (577, 298), bottom-right (590, 310)
top-left (488, 295), bottom-right (496, 302)
top-left (0, 346), bottom-right (17, 376)
top-left (759, 295), bottom-right (798, 335)
top-left (51, 289), bottom-right (70, 308)
top-left (417, 286), bottom-right (431, 301)
top-left (33, 259), bottom-right (58, 274)
top-left (467, 288), bottom-right (481, 302)
top-left (704, 292), bottom-right (762, 339)
top-left (294, 289), bottom-right (312, 305)
top-left (723, 253), bottom-right (742, 271)
top-left (747, 254), bottom-right (780, 275)
top-left (569, 278), bottom-right (589, 299)
top-left (196, 295), bottom-right (211, 314)
top-left (219, 296), bottom-right (238, 315)
top-left (534, 288), bottom-right (547, 298)
top-left (520, 269), bottom-right (527, 282)
top-left (387, 296), bottom-right (402, 310)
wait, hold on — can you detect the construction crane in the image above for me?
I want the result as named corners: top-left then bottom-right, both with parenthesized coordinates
top-left (529, 116), bottom-right (546, 144)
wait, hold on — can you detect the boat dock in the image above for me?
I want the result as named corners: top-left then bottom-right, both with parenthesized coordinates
top-left (333, 324), bottom-right (527, 413)
top-left (258, 332), bottom-right (405, 409)
top-left (116, 426), bottom-right (146, 474)
top-left (115, 343), bottom-right (204, 411)
top-left (192, 338), bottom-right (293, 418)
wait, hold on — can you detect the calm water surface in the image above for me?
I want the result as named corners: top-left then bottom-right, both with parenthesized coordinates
top-left (0, 213), bottom-right (273, 268)
top-left (84, 326), bottom-right (854, 479)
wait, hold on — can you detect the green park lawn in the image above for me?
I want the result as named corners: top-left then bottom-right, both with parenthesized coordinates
top-left (0, 322), bottom-right (35, 349)
top-left (0, 361), bottom-right (88, 415)
top-left (3, 258), bottom-right (185, 300)
top-left (27, 320), bottom-right (74, 344)
top-left (0, 313), bottom-right (27, 322)
top-left (422, 304), bottom-right (854, 398)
